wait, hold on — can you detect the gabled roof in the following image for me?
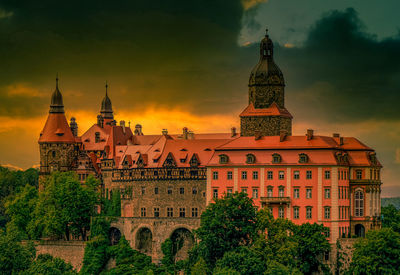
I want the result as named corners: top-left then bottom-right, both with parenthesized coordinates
top-left (39, 113), bottom-right (76, 143)
top-left (239, 102), bottom-right (293, 118)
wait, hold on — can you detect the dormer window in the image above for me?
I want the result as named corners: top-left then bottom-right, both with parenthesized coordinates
top-left (369, 152), bottom-right (377, 165)
top-left (189, 154), bottom-right (199, 167)
top-left (246, 154), bottom-right (256, 164)
top-left (272, 153), bottom-right (281, 164)
top-left (219, 154), bottom-right (229, 164)
top-left (95, 132), bottom-right (100, 143)
top-left (299, 153), bottom-right (308, 163)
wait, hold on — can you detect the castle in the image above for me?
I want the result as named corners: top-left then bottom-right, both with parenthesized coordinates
top-left (38, 30), bottom-right (382, 262)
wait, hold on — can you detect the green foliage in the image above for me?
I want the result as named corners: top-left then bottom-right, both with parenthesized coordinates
top-left (28, 172), bottom-right (99, 240)
top-left (264, 261), bottom-right (302, 275)
top-left (190, 257), bottom-right (208, 275)
top-left (212, 267), bottom-right (240, 275)
top-left (5, 184), bottom-right (38, 239)
top-left (194, 192), bottom-right (258, 267)
top-left (0, 166), bottom-right (38, 228)
top-left (21, 253), bottom-right (77, 275)
top-left (381, 204), bottom-right (400, 233)
top-left (80, 217), bottom-right (110, 275)
top-left (348, 228), bottom-right (400, 275)
top-left (103, 189), bottom-right (121, 217)
top-left (292, 223), bottom-right (331, 274)
top-left (0, 230), bottom-right (36, 274)
top-left (161, 238), bottom-right (175, 274)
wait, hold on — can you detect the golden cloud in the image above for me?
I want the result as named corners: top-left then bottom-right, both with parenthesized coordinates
top-left (5, 84), bottom-right (46, 98)
top-left (241, 0), bottom-right (268, 10)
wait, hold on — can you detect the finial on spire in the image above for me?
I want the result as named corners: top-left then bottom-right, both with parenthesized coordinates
top-left (265, 28), bottom-right (269, 37)
top-left (105, 81), bottom-right (109, 96)
top-left (56, 73), bottom-right (59, 88)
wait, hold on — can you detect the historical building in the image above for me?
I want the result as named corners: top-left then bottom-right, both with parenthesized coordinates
top-left (38, 30), bottom-right (382, 262)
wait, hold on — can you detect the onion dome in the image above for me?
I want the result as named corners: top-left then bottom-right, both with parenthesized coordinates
top-left (100, 82), bottom-right (114, 119)
top-left (249, 29), bottom-right (284, 86)
top-left (49, 77), bottom-right (65, 113)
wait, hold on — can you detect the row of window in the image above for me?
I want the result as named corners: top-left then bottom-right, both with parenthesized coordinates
top-left (140, 187), bottom-right (203, 196)
top-left (140, 207), bottom-right (199, 218)
top-left (219, 153), bottom-right (310, 164)
top-left (267, 206), bottom-right (331, 220)
top-left (213, 170), bottom-right (331, 181)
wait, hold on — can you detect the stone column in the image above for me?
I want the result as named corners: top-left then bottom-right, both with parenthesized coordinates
top-left (331, 167), bottom-right (339, 242)
top-left (233, 168), bottom-right (238, 192)
top-left (365, 189), bottom-right (371, 217)
top-left (260, 167), bottom-right (265, 197)
top-left (318, 167), bottom-right (323, 222)
top-left (286, 167), bottom-right (291, 220)
top-left (206, 168), bottom-right (212, 205)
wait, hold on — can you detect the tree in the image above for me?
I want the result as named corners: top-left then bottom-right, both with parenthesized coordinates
top-left (0, 231), bottom-right (36, 274)
top-left (381, 205), bottom-right (400, 233)
top-left (28, 172), bottom-right (99, 240)
top-left (5, 184), bottom-right (38, 238)
top-left (194, 192), bottom-right (258, 268)
top-left (190, 257), bottom-right (208, 275)
top-left (22, 253), bottom-right (77, 275)
top-left (292, 222), bottom-right (330, 274)
top-left (348, 228), bottom-right (400, 275)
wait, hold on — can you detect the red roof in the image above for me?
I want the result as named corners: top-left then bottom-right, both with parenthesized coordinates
top-left (239, 102), bottom-right (293, 118)
top-left (39, 113), bottom-right (75, 143)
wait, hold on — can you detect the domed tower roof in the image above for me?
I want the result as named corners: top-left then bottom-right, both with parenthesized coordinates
top-left (249, 29), bottom-right (284, 86)
top-left (49, 77), bottom-right (64, 113)
top-left (100, 82), bottom-right (114, 119)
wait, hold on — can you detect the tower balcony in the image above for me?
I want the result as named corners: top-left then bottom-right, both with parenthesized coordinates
top-left (260, 196), bottom-right (291, 205)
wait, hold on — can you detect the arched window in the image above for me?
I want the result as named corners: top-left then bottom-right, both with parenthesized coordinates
top-left (246, 154), bottom-right (256, 164)
top-left (299, 153), bottom-right (309, 163)
top-left (355, 190), bottom-right (364, 217)
top-left (219, 154), bottom-right (229, 164)
top-left (272, 153), bottom-right (281, 164)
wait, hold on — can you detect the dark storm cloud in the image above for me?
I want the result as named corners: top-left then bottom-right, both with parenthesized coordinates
top-left (277, 8), bottom-right (400, 122)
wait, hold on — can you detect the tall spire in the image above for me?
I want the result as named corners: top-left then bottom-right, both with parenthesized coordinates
top-left (49, 75), bottom-right (64, 113)
top-left (100, 81), bottom-right (114, 119)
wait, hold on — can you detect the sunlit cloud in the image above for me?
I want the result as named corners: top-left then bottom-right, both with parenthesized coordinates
top-left (242, 0), bottom-right (268, 10)
top-left (0, 163), bottom-right (23, 171)
top-left (5, 84), bottom-right (47, 98)
top-left (0, 9), bottom-right (13, 19)
top-left (284, 43), bottom-right (295, 48)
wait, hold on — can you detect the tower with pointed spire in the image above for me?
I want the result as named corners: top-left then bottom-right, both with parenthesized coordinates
top-left (100, 82), bottom-right (114, 120)
top-left (240, 29), bottom-right (293, 137)
top-left (38, 77), bottom-right (79, 187)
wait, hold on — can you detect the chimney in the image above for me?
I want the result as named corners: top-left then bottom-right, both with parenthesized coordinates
top-left (187, 131), bottom-right (195, 140)
top-left (280, 130), bottom-right (287, 142)
top-left (231, 127), bottom-right (237, 137)
top-left (97, 115), bottom-right (104, 128)
top-left (306, 129), bottom-right (314, 140)
top-left (183, 127), bottom-right (188, 140)
top-left (339, 137), bottom-right (344, 146)
top-left (69, 117), bottom-right (78, 136)
top-left (135, 124), bottom-right (143, 136)
top-left (333, 133), bottom-right (340, 138)
top-left (254, 131), bottom-right (262, 140)
top-left (162, 129), bottom-right (168, 135)
top-left (120, 120), bottom-right (125, 134)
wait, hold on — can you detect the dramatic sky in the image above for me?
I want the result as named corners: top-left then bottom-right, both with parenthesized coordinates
top-left (0, 0), bottom-right (399, 196)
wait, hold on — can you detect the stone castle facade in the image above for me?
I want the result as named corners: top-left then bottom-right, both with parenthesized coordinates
top-left (38, 30), bottom-right (382, 262)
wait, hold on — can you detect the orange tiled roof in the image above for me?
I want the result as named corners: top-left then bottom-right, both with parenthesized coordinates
top-left (239, 102), bottom-right (293, 118)
top-left (39, 113), bottom-right (75, 143)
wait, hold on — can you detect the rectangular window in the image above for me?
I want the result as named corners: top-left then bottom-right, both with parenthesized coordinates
top-left (294, 207), bottom-right (299, 219)
top-left (278, 187), bottom-right (284, 197)
top-left (278, 207), bottom-right (284, 218)
top-left (306, 188), bottom-right (312, 199)
top-left (167, 207), bottom-right (173, 217)
top-left (154, 187), bottom-right (159, 194)
top-left (227, 171), bottom-right (233, 180)
top-left (279, 171), bottom-right (284, 180)
top-left (141, 187), bottom-right (146, 195)
top-left (267, 188), bottom-right (273, 198)
top-left (325, 170), bottom-right (331, 179)
top-left (253, 171), bottom-right (258, 180)
top-left (154, 208), bottom-right (159, 217)
top-left (213, 189), bottom-right (218, 199)
top-left (267, 171), bottom-right (273, 180)
top-left (192, 208), bottom-right (198, 217)
top-left (294, 171), bottom-right (300, 179)
top-left (324, 188), bottom-right (331, 199)
top-left (168, 187), bottom-right (172, 195)
top-left (180, 187), bottom-right (185, 194)
top-left (241, 171), bottom-right (247, 179)
top-left (324, 207), bottom-right (331, 219)
top-left (213, 171), bottom-right (218, 180)
top-left (252, 189), bottom-right (258, 199)
top-left (306, 170), bottom-right (312, 179)
top-left (227, 188), bottom-right (233, 196)
top-left (241, 188), bottom-right (247, 194)
top-left (294, 188), bottom-right (300, 199)
top-left (192, 187), bottom-right (197, 195)
top-left (141, 207), bottom-right (146, 217)
top-left (356, 170), bottom-right (363, 180)
top-left (179, 208), bottom-right (186, 217)
top-left (306, 207), bottom-right (312, 219)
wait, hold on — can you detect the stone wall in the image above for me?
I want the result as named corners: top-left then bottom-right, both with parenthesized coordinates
top-left (34, 240), bottom-right (86, 272)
